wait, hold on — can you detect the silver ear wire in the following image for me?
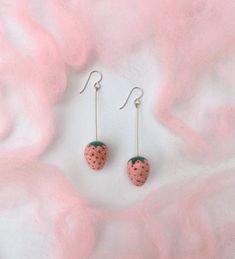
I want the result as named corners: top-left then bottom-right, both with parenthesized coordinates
top-left (119, 87), bottom-right (144, 109)
top-left (80, 70), bottom-right (103, 94)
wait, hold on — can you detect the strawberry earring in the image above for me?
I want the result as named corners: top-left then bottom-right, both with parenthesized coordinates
top-left (80, 71), bottom-right (108, 171)
top-left (120, 87), bottom-right (150, 186)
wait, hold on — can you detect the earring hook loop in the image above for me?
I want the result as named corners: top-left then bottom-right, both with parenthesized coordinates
top-left (80, 70), bottom-right (103, 94)
top-left (119, 87), bottom-right (144, 109)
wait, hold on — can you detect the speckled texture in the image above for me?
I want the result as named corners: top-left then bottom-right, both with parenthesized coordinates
top-left (127, 156), bottom-right (150, 186)
top-left (84, 141), bottom-right (108, 170)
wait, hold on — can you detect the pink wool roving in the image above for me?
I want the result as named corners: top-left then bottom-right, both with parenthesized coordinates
top-left (0, 164), bottom-right (235, 258)
top-left (0, 0), bottom-right (234, 258)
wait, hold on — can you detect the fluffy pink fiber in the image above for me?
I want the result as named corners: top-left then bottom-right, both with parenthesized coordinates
top-left (0, 0), bottom-right (235, 258)
top-left (1, 164), bottom-right (235, 258)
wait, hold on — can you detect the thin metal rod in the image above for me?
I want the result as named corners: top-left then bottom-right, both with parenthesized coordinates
top-left (95, 87), bottom-right (98, 140)
top-left (136, 104), bottom-right (140, 156)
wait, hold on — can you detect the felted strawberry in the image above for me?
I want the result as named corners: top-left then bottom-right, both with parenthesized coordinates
top-left (84, 141), bottom-right (108, 170)
top-left (127, 156), bottom-right (150, 186)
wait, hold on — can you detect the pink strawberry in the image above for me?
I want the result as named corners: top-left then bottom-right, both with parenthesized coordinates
top-left (84, 141), bottom-right (108, 170)
top-left (127, 156), bottom-right (150, 186)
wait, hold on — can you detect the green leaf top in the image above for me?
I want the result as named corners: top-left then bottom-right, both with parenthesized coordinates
top-left (129, 156), bottom-right (147, 164)
top-left (89, 141), bottom-right (106, 147)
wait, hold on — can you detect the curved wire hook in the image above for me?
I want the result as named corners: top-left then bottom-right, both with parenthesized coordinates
top-left (80, 70), bottom-right (103, 94)
top-left (120, 87), bottom-right (144, 109)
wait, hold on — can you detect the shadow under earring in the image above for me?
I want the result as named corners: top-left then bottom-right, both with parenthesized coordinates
top-left (80, 71), bottom-right (108, 171)
top-left (120, 87), bottom-right (150, 186)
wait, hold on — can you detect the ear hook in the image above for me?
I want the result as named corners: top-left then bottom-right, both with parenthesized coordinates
top-left (120, 87), bottom-right (144, 109)
top-left (80, 70), bottom-right (103, 94)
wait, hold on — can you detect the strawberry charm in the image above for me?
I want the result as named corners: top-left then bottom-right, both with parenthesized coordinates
top-left (84, 141), bottom-right (108, 170)
top-left (128, 156), bottom-right (150, 186)
top-left (120, 87), bottom-right (150, 186)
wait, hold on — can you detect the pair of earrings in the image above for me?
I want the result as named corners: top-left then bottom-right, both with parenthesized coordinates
top-left (80, 71), bottom-right (150, 187)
